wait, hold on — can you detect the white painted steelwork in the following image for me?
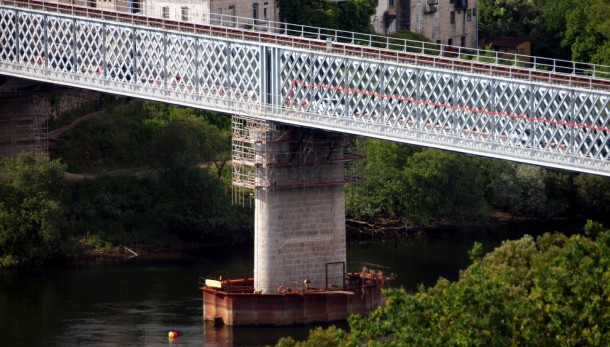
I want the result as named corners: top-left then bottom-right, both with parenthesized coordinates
top-left (1, 1), bottom-right (610, 176)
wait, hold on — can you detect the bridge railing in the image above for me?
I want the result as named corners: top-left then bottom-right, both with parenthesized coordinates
top-left (3, 0), bottom-right (609, 89)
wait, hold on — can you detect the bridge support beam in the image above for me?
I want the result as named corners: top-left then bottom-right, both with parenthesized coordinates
top-left (232, 116), bottom-right (359, 294)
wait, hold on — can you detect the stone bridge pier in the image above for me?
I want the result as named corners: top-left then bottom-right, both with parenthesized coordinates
top-left (232, 116), bottom-right (362, 294)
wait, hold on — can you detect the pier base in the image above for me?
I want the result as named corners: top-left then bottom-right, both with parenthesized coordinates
top-left (201, 274), bottom-right (386, 326)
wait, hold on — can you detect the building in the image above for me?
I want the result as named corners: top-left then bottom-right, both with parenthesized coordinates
top-left (139, 0), bottom-right (278, 27)
top-left (141, 0), bottom-right (210, 22)
top-left (44, 0), bottom-right (142, 13)
top-left (397, 0), bottom-right (478, 48)
top-left (371, 0), bottom-right (398, 35)
top-left (46, 0), bottom-right (277, 25)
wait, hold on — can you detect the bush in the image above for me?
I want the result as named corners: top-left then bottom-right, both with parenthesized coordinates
top-left (282, 223), bottom-right (610, 346)
top-left (0, 153), bottom-right (71, 267)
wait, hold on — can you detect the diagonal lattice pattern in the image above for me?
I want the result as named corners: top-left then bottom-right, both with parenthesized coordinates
top-left (0, 6), bottom-right (608, 175)
top-left (280, 48), bottom-right (610, 166)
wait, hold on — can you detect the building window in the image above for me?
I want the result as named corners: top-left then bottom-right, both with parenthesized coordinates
top-left (181, 7), bottom-right (189, 21)
top-left (449, 0), bottom-right (454, 3)
top-left (448, 38), bottom-right (453, 46)
top-left (229, 5), bottom-right (236, 26)
top-left (253, 3), bottom-right (259, 19)
top-left (162, 6), bottom-right (169, 19)
top-left (263, 2), bottom-right (268, 19)
top-left (473, 7), bottom-right (476, 16)
top-left (461, 36), bottom-right (466, 47)
top-left (467, 9), bottom-right (471, 21)
top-left (450, 11), bottom-right (455, 24)
top-left (389, 0), bottom-right (395, 6)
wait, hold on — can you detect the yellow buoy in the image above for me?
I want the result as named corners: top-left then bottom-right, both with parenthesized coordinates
top-left (168, 331), bottom-right (178, 339)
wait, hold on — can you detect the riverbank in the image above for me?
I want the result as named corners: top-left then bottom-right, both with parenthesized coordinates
top-left (346, 212), bottom-right (587, 241)
top-left (80, 213), bottom-right (588, 262)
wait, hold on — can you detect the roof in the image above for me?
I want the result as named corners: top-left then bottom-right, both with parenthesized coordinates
top-left (492, 37), bottom-right (530, 48)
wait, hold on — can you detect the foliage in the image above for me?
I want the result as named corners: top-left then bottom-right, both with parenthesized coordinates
top-left (400, 149), bottom-right (488, 225)
top-left (278, 0), bottom-right (339, 28)
top-left (574, 174), bottom-right (610, 218)
top-left (274, 326), bottom-right (346, 347)
top-left (0, 153), bottom-right (70, 267)
top-left (155, 167), bottom-right (231, 242)
top-left (479, 0), bottom-right (610, 62)
top-left (53, 102), bottom-right (155, 173)
top-left (348, 142), bottom-right (489, 226)
top-left (278, 0), bottom-right (374, 33)
top-left (487, 164), bottom-right (548, 217)
top-left (337, 0), bottom-right (375, 34)
top-left (346, 138), bottom-right (418, 220)
top-left (478, 0), bottom-right (543, 40)
top-left (285, 223), bottom-right (610, 346)
top-left (56, 100), bottom-right (245, 246)
top-left (562, 0), bottom-right (610, 65)
top-left (63, 173), bottom-right (165, 246)
top-left (53, 101), bottom-right (232, 175)
top-left (347, 138), bottom-right (607, 225)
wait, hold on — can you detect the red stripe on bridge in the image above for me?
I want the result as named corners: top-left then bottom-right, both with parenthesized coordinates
top-left (289, 79), bottom-right (610, 133)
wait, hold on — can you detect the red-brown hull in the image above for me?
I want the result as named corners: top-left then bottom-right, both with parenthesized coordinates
top-left (201, 279), bottom-right (385, 326)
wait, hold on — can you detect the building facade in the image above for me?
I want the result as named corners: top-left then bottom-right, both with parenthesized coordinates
top-left (399, 0), bottom-right (478, 48)
top-left (139, 0), bottom-right (278, 26)
top-left (370, 0), bottom-right (478, 49)
top-left (371, 0), bottom-right (398, 35)
top-left (47, 1), bottom-right (474, 48)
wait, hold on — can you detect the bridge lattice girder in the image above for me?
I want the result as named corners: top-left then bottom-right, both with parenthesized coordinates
top-left (0, 4), bottom-right (609, 176)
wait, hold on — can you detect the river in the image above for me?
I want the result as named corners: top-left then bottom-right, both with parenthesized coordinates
top-left (0, 220), bottom-right (583, 346)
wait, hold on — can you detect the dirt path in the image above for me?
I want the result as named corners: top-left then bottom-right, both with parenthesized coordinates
top-left (49, 111), bottom-right (101, 140)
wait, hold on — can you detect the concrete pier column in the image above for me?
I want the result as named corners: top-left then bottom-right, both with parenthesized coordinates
top-left (232, 117), bottom-right (355, 294)
top-left (254, 184), bottom-right (346, 293)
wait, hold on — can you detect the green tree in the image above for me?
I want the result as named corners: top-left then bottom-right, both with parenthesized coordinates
top-left (57, 100), bottom-right (241, 245)
top-left (0, 153), bottom-right (69, 267)
top-left (400, 149), bottom-right (488, 225)
top-left (337, 0), bottom-right (375, 34)
top-left (563, 0), bottom-right (610, 65)
top-left (277, 0), bottom-right (375, 33)
top-left (478, 0), bottom-right (543, 40)
top-left (277, 0), bottom-right (339, 28)
top-left (487, 164), bottom-right (549, 218)
top-left (284, 223), bottom-right (610, 346)
top-left (346, 138), bottom-right (418, 220)
top-left (574, 174), bottom-right (610, 219)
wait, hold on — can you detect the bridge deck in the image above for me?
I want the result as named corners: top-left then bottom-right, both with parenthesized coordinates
top-left (1, 0), bottom-right (609, 176)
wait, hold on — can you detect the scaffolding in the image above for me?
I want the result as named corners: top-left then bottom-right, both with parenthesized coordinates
top-left (0, 94), bottom-right (48, 158)
top-left (231, 114), bottom-right (364, 205)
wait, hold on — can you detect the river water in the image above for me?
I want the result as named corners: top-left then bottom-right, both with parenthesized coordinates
top-left (0, 220), bottom-right (583, 346)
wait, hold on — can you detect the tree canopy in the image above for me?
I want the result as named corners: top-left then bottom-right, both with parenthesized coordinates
top-left (0, 153), bottom-right (69, 267)
top-left (479, 0), bottom-right (610, 63)
top-left (277, 222), bottom-right (610, 346)
top-left (278, 0), bottom-right (375, 33)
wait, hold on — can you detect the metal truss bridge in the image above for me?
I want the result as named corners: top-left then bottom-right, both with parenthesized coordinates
top-left (1, 0), bottom-right (610, 176)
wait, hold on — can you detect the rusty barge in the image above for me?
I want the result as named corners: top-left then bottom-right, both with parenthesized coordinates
top-left (200, 264), bottom-right (392, 326)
